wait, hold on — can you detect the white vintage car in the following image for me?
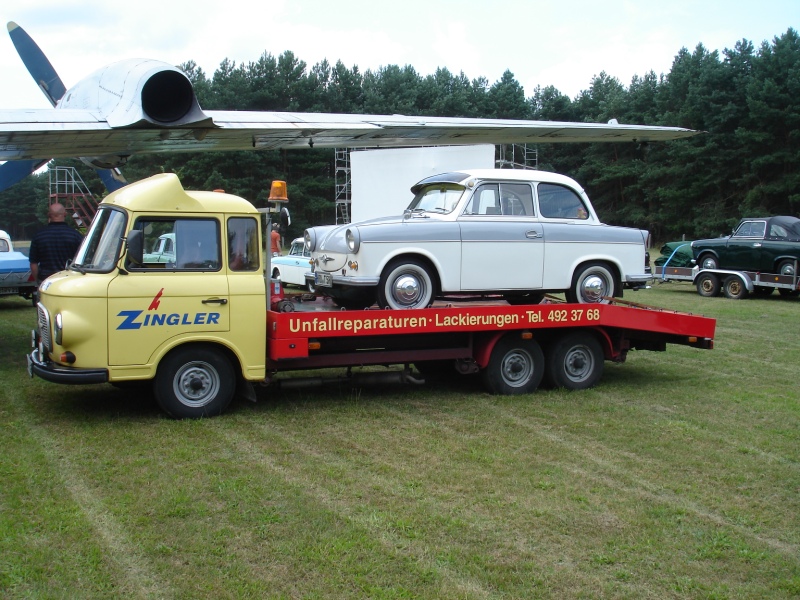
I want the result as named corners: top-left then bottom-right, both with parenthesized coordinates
top-left (304, 169), bottom-right (652, 308)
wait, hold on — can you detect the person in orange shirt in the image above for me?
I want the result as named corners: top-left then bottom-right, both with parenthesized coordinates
top-left (270, 223), bottom-right (282, 257)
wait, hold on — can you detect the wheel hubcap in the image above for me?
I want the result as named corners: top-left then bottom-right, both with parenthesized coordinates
top-left (174, 362), bottom-right (219, 407)
top-left (581, 275), bottom-right (608, 302)
top-left (501, 350), bottom-right (534, 387)
top-left (564, 347), bottom-right (593, 382)
top-left (393, 274), bottom-right (423, 306)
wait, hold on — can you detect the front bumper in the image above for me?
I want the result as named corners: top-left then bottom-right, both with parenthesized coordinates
top-left (27, 347), bottom-right (109, 385)
top-left (306, 272), bottom-right (380, 288)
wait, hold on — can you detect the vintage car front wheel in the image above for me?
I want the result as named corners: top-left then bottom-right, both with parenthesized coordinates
top-left (699, 254), bottom-right (719, 270)
top-left (566, 262), bottom-right (617, 303)
top-left (377, 258), bottom-right (436, 309)
top-left (777, 259), bottom-right (797, 277)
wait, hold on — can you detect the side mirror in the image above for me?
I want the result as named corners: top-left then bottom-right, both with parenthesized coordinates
top-left (126, 230), bottom-right (143, 266)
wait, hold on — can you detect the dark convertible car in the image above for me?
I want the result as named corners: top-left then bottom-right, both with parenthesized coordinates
top-left (691, 216), bottom-right (800, 276)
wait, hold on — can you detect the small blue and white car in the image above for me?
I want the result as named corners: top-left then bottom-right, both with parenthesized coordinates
top-left (271, 237), bottom-right (315, 292)
top-left (305, 169), bottom-right (652, 308)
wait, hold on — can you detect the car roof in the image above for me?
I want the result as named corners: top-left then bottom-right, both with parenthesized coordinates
top-left (411, 169), bottom-right (584, 194)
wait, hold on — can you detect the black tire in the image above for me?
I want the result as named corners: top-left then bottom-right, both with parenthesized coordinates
top-left (695, 272), bottom-right (720, 297)
top-left (777, 259), bottom-right (797, 277)
top-left (504, 293), bottom-right (545, 305)
top-left (778, 288), bottom-right (800, 297)
top-left (753, 286), bottom-right (774, 296)
top-left (482, 335), bottom-right (544, 395)
top-left (699, 254), bottom-right (719, 270)
top-left (723, 275), bottom-right (748, 300)
top-left (414, 360), bottom-right (456, 379)
top-left (566, 262), bottom-right (617, 304)
top-left (377, 258), bottom-right (436, 309)
top-left (154, 345), bottom-right (235, 419)
top-left (544, 332), bottom-right (604, 390)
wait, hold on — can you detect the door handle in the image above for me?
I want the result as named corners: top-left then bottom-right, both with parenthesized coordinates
top-left (526, 230), bottom-right (542, 239)
top-left (202, 298), bottom-right (228, 305)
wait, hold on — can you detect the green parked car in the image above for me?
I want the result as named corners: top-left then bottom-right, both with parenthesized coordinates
top-left (691, 216), bottom-right (800, 277)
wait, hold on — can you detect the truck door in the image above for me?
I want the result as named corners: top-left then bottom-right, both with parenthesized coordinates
top-left (107, 217), bottom-right (230, 366)
top-left (458, 182), bottom-right (544, 290)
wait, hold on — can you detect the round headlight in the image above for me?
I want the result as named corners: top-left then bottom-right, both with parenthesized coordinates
top-left (345, 228), bottom-right (360, 253)
top-left (304, 229), bottom-right (316, 252)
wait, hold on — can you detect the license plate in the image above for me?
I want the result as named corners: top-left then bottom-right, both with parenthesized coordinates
top-left (315, 272), bottom-right (333, 287)
top-left (0, 287), bottom-right (18, 295)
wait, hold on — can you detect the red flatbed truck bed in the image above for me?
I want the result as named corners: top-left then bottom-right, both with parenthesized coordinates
top-left (265, 298), bottom-right (715, 394)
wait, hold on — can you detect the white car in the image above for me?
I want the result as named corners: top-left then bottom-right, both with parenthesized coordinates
top-left (271, 238), bottom-right (315, 292)
top-left (304, 169), bottom-right (652, 309)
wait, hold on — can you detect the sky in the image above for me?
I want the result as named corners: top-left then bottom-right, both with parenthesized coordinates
top-left (0, 0), bottom-right (797, 111)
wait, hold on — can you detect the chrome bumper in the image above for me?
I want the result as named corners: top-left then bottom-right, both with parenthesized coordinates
top-left (27, 346), bottom-right (108, 385)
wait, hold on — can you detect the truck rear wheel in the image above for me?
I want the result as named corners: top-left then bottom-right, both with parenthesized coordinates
top-left (155, 345), bottom-right (235, 419)
top-left (723, 275), bottom-right (748, 300)
top-left (482, 335), bottom-right (544, 395)
top-left (544, 332), bottom-right (604, 390)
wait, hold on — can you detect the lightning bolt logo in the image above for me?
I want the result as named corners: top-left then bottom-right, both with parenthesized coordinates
top-left (148, 288), bottom-right (164, 311)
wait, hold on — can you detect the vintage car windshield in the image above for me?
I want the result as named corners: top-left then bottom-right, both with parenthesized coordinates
top-left (72, 207), bottom-right (127, 272)
top-left (406, 184), bottom-right (465, 214)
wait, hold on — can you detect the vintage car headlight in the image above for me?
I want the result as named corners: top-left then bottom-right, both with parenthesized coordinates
top-left (345, 228), bottom-right (360, 253)
top-left (304, 229), bottom-right (317, 252)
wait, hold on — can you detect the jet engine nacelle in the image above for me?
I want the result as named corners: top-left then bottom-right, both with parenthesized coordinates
top-left (58, 58), bottom-right (215, 168)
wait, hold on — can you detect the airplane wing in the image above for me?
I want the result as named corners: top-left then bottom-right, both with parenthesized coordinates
top-left (0, 108), bottom-right (698, 165)
top-left (1, 21), bottom-right (127, 192)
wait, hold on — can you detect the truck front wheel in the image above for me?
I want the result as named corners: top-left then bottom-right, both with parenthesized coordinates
top-left (482, 335), bottom-right (544, 395)
top-left (155, 345), bottom-right (235, 419)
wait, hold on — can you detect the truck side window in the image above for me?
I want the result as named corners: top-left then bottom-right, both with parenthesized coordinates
top-left (537, 183), bottom-right (589, 220)
top-left (228, 217), bottom-right (260, 272)
top-left (132, 218), bottom-right (221, 271)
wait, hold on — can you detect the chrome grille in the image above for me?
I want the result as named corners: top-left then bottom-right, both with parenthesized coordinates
top-left (36, 303), bottom-right (52, 352)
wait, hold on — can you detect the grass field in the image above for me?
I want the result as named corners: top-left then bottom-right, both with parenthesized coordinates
top-left (1, 283), bottom-right (798, 599)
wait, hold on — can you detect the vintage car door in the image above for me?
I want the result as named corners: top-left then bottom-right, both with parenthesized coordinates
top-left (458, 182), bottom-right (544, 290)
top-left (725, 220), bottom-right (767, 270)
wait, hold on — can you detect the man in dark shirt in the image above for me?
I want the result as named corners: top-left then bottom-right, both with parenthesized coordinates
top-left (28, 203), bottom-right (84, 282)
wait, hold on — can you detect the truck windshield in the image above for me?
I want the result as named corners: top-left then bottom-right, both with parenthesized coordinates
top-left (406, 184), bottom-right (465, 214)
top-left (72, 208), bottom-right (127, 272)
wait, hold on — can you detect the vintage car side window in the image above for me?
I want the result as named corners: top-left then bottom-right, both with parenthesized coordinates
top-left (132, 218), bottom-right (221, 271)
top-left (464, 184), bottom-right (500, 215)
top-left (733, 221), bottom-right (766, 238)
top-left (0, 239), bottom-right (8, 252)
top-left (769, 224), bottom-right (789, 239)
top-left (227, 217), bottom-right (260, 272)
top-left (499, 183), bottom-right (534, 216)
top-left (537, 183), bottom-right (589, 220)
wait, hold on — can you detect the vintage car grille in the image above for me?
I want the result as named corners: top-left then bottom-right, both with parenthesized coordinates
top-left (37, 303), bottom-right (53, 353)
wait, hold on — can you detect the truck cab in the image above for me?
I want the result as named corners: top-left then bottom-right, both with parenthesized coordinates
top-left (29, 173), bottom-right (267, 417)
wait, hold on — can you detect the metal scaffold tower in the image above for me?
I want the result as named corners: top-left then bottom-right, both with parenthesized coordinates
top-left (49, 166), bottom-right (98, 229)
top-left (496, 144), bottom-right (538, 170)
top-left (334, 148), bottom-right (357, 224)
